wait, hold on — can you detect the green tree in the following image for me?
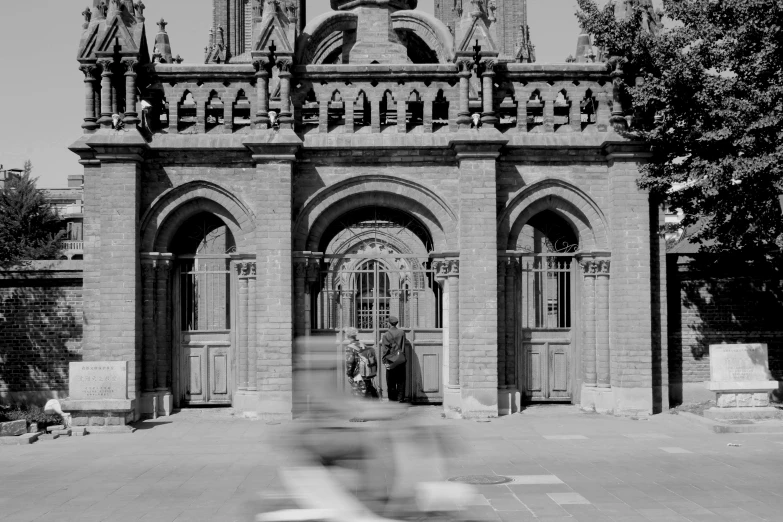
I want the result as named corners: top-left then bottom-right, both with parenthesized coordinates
top-left (0, 161), bottom-right (64, 268)
top-left (577, 0), bottom-right (783, 254)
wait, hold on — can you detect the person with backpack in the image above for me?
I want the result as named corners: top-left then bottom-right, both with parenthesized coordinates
top-left (381, 316), bottom-right (407, 402)
top-left (345, 327), bottom-right (379, 399)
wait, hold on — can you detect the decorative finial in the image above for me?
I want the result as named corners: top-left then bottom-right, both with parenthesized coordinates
top-left (157, 18), bottom-right (168, 32)
top-left (96, 1), bottom-right (108, 19)
top-left (111, 0), bottom-right (123, 11)
top-left (134, 2), bottom-right (145, 19)
top-left (82, 6), bottom-right (92, 28)
top-left (174, 55), bottom-right (184, 64)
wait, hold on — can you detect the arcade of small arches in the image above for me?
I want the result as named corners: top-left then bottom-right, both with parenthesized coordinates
top-left (132, 176), bottom-right (614, 410)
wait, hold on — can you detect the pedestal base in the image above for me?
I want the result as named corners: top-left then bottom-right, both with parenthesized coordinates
top-left (140, 392), bottom-right (173, 419)
top-left (443, 385), bottom-right (462, 419)
top-left (704, 407), bottom-right (780, 421)
top-left (498, 387), bottom-right (521, 416)
top-left (460, 388), bottom-right (498, 419)
top-left (580, 386), bottom-right (614, 414)
top-left (61, 399), bottom-right (137, 428)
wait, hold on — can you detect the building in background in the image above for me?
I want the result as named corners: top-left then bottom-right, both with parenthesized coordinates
top-left (44, 175), bottom-right (85, 260)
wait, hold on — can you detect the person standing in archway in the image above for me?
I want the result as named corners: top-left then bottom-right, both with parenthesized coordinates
top-left (345, 327), bottom-right (378, 399)
top-left (382, 316), bottom-right (407, 403)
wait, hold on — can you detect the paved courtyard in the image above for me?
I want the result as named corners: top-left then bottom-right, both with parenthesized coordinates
top-left (1, 405), bottom-right (783, 522)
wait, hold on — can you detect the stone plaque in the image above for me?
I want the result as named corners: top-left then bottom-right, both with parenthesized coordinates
top-left (709, 344), bottom-right (771, 383)
top-left (69, 362), bottom-right (127, 400)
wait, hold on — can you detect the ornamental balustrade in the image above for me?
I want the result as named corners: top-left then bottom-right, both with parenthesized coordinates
top-left (108, 63), bottom-right (616, 136)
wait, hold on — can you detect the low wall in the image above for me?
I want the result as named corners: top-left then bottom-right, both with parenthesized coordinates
top-left (667, 255), bottom-right (783, 405)
top-left (0, 261), bottom-right (84, 404)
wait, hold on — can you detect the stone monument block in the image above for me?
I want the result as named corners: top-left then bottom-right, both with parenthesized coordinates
top-left (62, 361), bottom-right (137, 429)
top-left (705, 344), bottom-right (779, 420)
top-left (69, 362), bottom-right (127, 400)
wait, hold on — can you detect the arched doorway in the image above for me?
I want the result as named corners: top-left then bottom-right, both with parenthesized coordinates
top-left (301, 206), bottom-right (444, 403)
top-left (512, 210), bottom-right (579, 403)
top-left (171, 212), bottom-right (236, 406)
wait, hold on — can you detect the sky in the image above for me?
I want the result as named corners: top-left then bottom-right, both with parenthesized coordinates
top-left (0, 0), bottom-right (595, 188)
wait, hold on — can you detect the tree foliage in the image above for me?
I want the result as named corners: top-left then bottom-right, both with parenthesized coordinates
top-left (0, 161), bottom-right (64, 268)
top-left (577, 0), bottom-right (783, 254)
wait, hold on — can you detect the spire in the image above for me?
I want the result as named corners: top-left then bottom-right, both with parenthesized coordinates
top-left (153, 18), bottom-right (173, 63)
top-left (574, 23), bottom-right (595, 63)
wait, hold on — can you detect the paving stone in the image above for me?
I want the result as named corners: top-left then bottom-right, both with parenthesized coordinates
top-left (547, 492), bottom-right (591, 505)
top-left (508, 475), bottom-right (564, 484)
top-left (659, 447), bottom-right (693, 454)
top-left (542, 435), bottom-right (588, 440)
top-left (623, 433), bottom-right (672, 439)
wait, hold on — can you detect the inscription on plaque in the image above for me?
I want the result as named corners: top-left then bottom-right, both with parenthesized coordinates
top-left (69, 362), bottom-right (127, 400)
top-left (709, 344), bottom-right (771, 383)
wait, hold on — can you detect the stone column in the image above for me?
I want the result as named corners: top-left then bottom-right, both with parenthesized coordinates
top-left (91, 138), bottom-right (147, 403)
top-left (543, 86), bottom-right (555, 133)
top-left (294, 261), bottom-right (308, 338)
top-left (341, 291), bottom-right (354, 330)
top-left (80, 65), bottom-right (99, 131)
top-left (155, 258), bottom-right (172, 391)
top-left (581, 259), bottom-right (598, 388)
top-left (569, 89), bottom-right (582, 132)
top-left (497, 259), bottom-right (507, 386)
top-left (243, 133), bottom-right (301, 419)
top-left (456, 59), bottom-right (473, 129)
top-left (504, 258), bottom-right (517, 388)
top-left (97, 59), bottom-right (114, 128)
top-left (123, 59), bottom-right (139, 125)
top-left (397, 94), bottom-right (407, 133)
top-left (370, 97), bottom-right (381, 133)
top-left (451, 137), bottom-right (506, 418)
top-left (237, 262), bottom-right (250, 391)
top-left (277, 58), bottom-right (293, 129)
top-left (345, 96), bottom-right (355, 134)
top-left (480, 60), bottom-right (498, 127)
top-left (596, 260), bottom-right (611, 388)
top-left (248, 262), bottom-right (258, 391)
top-left (609, 57), bottom-right (629, 131)
top-left (141, 259), bottom-right (157, 392)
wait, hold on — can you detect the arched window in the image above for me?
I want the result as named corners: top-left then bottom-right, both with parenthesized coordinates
top-left (355, 260), bottom-right (391, 330)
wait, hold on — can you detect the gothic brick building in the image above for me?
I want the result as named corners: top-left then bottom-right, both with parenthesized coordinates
top-left (61, 0), bottom-right (669, 423)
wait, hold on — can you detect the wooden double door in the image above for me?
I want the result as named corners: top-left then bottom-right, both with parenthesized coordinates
top-left (176, 256), bottom-right (233, 406)
top-left (518, 255), bottom-right (575, 402)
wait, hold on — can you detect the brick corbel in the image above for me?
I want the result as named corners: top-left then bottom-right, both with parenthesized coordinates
top-left (243, 130), bottom-right (303, 162)
top-left (85, 128), bottom-right (150, 163)
top-left (449, 131), bottom-right (508, 159)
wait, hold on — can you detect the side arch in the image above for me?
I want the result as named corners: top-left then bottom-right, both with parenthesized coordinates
top-left (294, 176), bottom-right (458, 252)
top-left (392, 10), bottom-right (454, 64)
top-left (498, 179), bottom-right (610, 252)
top-left (140, 181), bottom-right (256, 253)
top-left (296, 11), bottom-right (358, 65)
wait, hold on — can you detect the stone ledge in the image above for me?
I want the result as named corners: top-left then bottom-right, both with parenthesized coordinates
top-left (0, 433), bottom-right (38, 445)
top-left (707, 381), bottom-right (779, 392)
top-left (86, 425), bottom-right (136, 435)
top-left (61, 399), bottom-right (135, 412)
top-left (704, 407), bottom-right (781, 421)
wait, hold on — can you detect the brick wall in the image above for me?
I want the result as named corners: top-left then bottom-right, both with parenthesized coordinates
top-left (0, 262), bottom-right (83, 401)
top-left (668, 254), bottom-right (783, 404)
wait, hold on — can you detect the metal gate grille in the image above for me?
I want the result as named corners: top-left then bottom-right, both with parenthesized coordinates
top-left (310, 255), bottom-right (442, 331)
top-left (179, 256), bottom-right (231, 332)
top-left (519, 254), bottom-right (573, 330)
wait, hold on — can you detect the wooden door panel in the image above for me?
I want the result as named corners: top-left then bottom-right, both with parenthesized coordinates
top-left (186, 351), bottom-right (205, 402)
top-left (524, 343), bottom-right (545, 399)
top-left (549, 345), bottom-right (571, 398)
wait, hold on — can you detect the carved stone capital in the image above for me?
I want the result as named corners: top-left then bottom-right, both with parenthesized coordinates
top-left (456, 58), bottom-right (473, 75)
top-left (252, 58), bottom-right (270, 75)
top-left (449, 260), bottom-right (460, 276)
top-left (481, 59), bottom-right (497, 74)
top-left (277, 58), bottom-right (293, 74)
top-left (80, 64), bottom-right (98, 81)
top-left (294, 261), bottom-right (308, 278)
top-left (123, 59), bottom-right (139, 74)
top-left (97, 59), bottom-right (114, 76)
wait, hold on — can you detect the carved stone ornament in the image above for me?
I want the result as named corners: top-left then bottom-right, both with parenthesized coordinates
top-left (157, 259), bottom-right (172, 276)
top-left (96, 2), bottom-right (108, 19)
top-left (82, 6), bottom-right (92, 27)
top-left (481, 59), bottom-right (496, 74)
top-left (134, 1), bottom-right (145, 18)
top-left (449, 260), bottom-right (460, 275)
top-left (158, 18), bottom-right (168, 32)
